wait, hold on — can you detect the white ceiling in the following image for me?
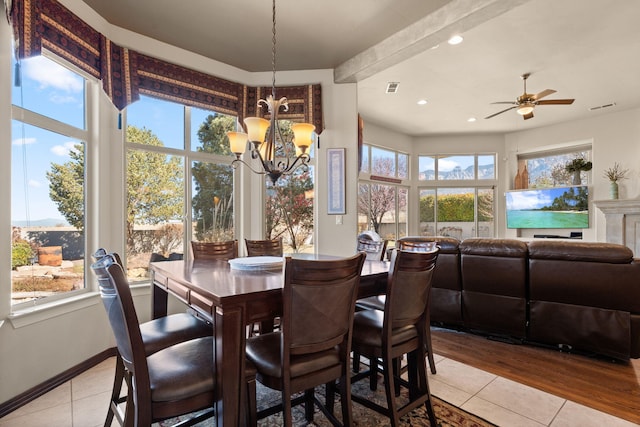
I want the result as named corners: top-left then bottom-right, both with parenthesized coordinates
top-left (81, 0), bottom-right (640, 137)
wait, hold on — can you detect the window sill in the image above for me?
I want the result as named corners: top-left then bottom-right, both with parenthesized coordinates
top-left (7, 284), bottom-right (151, 329)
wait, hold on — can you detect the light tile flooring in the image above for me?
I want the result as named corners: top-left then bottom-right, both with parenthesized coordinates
top-left (1, 354), bottom-right (637, 427)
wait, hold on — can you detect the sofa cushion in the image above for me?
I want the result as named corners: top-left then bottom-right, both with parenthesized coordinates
top-left (528, 240), bottom-right (633, 264)
top-left (459, 238), bottom-right (528, 258)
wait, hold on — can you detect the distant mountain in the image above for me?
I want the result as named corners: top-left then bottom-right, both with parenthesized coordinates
top-left (12, 218), bottom-right (70, 227)
top-left (419, 164), bottom-right (494, 180)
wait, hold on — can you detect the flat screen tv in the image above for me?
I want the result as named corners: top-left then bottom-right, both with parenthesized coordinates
top-left (506, 185), bottom-right (589, 229)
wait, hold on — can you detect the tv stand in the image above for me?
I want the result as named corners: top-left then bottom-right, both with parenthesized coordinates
top-left (533, 232), bottom-right (583, 239)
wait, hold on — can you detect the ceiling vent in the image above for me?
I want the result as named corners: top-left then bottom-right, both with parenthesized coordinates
top-left (589, 102), bottom-right (616, 111)
top-left (386, 82), bottom-right (400, 94)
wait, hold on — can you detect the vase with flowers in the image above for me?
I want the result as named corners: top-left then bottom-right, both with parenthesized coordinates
top-left (565, 158), bottom-right (593, 185)
top-left (603, 162), bottom-right (628, 199)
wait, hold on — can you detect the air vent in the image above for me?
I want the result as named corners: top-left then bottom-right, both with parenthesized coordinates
top-left (386, 82), bottom-right (400, 94)
top-left (589, 102), bottom-right (616, 111)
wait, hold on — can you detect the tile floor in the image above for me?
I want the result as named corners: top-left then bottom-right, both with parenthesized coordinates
top-left (0, 354), bottom-right (637, 427)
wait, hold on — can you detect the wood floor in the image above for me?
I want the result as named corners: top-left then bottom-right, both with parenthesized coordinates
top-left (431, 328), bottom-right (640, 425)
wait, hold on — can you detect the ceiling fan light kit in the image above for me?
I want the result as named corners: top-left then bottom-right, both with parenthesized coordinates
top-left (485, 73), bottom-right (575, 120)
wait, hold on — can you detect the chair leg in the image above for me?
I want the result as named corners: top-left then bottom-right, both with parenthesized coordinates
top-left (105, 353), bottom-right (126, 427)
top-left (369, 356), bottom-right (378, 391)
top-left (325, 381), bottom-right (335, 414)
top-left (304, 389), bottom-right (315, 423)
top-left (382, 355), bottom-right (401, 427)
top-left (339, 375), bottom-right (353, 427)
top-left (352, 352), bottom-right (361, 373)
top-left (426, 324), bottom-right (436, 374)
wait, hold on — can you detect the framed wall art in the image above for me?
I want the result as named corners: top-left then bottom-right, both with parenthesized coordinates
top-left (327, 148), bottom-right (346, 215)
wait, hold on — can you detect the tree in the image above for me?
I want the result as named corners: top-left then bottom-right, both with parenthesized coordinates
top-left (47, 144), bottom-right (85, 229)
top-left (357, 157), bottom-right (404, 235)
top-left (265, 169), bottom-right (314, 252)
top-left (192, 114), bottom-right (235, 241)
top-left (47, 126), bottom-right (184, 254)
top-left (126, 127), bottom-right (184, 252)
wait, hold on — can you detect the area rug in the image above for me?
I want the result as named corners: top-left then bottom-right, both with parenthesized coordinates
top-left (158, 376), bottom-right (496, 427)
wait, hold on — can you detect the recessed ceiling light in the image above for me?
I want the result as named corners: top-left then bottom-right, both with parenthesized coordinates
top-left (448, 35), bottom-right (464, 45)
top-left (417, 99), bottom-right (428, 105)
top-left (467, 117), bottom-right (476, 122)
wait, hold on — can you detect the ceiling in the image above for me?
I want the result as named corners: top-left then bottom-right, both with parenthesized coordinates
top-left (81, 0), bottom-right (640, 137)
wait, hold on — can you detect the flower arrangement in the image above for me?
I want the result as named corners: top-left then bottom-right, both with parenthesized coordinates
top-left (565, 157), bottom-right (593, 173)
top-left (603, 162), bottom-right (629, 183)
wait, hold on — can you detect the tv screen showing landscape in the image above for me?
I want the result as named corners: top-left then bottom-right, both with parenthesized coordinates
top-left (506, 186), bottom-right (589, 229)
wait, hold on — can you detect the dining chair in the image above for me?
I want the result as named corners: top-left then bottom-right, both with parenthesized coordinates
top-left (356, 236), bottom-right (388, 261)
top-left (191, 239), bottom-right (238, 261)
top-left (91, 253), bottom-right (217, 427)
top-left (245, 237), bottom-right (284, 257)
top-left (93, 249), bottom-right (212, 427)
top-left (354, 239), bottom-right (439, 375)
top-left (350, 247), bottom-right (439, 427)
top-left (245, 252), bottom-right (366, 427)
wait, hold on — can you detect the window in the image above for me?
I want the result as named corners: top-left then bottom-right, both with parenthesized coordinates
top-left (358, 145), bottom-right (409, 245)
top-left (11, 53), bottom-right (89, 306)
top-left (125, 96), bottom-right (236, 280)
top-left (418, 154), bottom-right (496, 239)
top-left (517, 145), bottom-right (592, 188)
top-left (263, 120), bottom-right (315, 253)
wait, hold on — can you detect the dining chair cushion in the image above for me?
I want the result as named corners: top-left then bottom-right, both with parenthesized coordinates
top-left (246, 332), bottom-right (341, 379)
top-left (140, 313), bottom-right (211, 355)
top-left (352, 309), bottom-right (418, 348)
top-left (147, 336), bottom-right (215, 402)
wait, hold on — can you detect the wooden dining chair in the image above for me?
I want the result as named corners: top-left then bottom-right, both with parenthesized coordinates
top-left (191, 239), bottom-right (238, 261)
top-left (245, 238), bottom-right (284, 257)
top-left (354, 239), bottom-right (439, 375)
top-left (91, 253), bottom-right (217, 427)
top-left (350, 248), bottom-right (439, 427)
top-left (93, 249), bottom-right (212, 427)
top-left (245, 253), bottom-right (366, 427)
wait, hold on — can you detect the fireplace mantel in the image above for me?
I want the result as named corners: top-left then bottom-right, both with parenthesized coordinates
top-left (593, 199), bottom-right (640, 255)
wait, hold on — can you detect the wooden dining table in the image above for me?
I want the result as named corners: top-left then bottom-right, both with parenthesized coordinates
top-left (149, 254), bottom-right (390, 427)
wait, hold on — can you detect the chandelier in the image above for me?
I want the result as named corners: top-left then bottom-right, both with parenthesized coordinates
top-left (226, 0), bottom-right (315, 184)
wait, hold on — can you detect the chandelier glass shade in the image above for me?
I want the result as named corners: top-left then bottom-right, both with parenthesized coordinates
top-left (226, 0), bottom-right (315, 184)
top-left (516, 101), bottom-right (534, 115)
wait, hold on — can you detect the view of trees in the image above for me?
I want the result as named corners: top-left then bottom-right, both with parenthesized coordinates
top-left (543, 186), bottom-right (588, 211)
top-left (419, 192), bottom-right (494, 222)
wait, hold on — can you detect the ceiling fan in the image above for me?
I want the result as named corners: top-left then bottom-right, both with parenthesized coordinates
top-left (485, 73), bottom-right (575, 120)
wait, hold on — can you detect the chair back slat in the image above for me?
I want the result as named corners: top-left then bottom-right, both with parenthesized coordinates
top-left (245, 238), bottom-right (283, 257)
top-left (283, 254), bottom-right (366, 355)
top-left (387, 248), bottom-right (439, 329)
top-left (191, 240), bottom-right (238, 261)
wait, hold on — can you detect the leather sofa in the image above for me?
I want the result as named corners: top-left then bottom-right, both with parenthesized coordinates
top-left (396, 236), bottom-right (640, 360)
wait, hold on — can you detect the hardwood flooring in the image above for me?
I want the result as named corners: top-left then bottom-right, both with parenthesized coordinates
top-left (431, 327), bottom-right (640, 425)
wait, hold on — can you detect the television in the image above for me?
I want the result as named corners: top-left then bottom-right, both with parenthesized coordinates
top-left (506, 185), bottom-right (589, 229)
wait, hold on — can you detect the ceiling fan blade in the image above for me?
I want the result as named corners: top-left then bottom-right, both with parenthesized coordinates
top-left (533, 89), bottom-right (556, 100)
top-left (537, 98), bottom-right (575, 105)
top-left (484, 106), bottom-right (516, 119)
top-left (491, 101), bottom-right (518, 105)
top-left (523, 111), bottom-right (534, 120)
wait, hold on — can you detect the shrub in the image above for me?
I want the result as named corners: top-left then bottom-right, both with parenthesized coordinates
top-left (12, 241), bottom-right (33, 270)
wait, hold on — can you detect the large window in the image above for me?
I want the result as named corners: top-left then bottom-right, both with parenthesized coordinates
top-left (516, 145), bottom-right (592, 188)
top-left (358, 144), bottom-right (409, 244)
top-left (125, 96), bottom-right (236, 280)
top-left (11, 53), bottom-right (89, 306)
top-left (418, 154), bottom-right (496, 239)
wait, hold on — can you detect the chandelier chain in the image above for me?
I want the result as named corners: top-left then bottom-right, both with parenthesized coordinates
top-left (271, 0), bottom-right (277, 98)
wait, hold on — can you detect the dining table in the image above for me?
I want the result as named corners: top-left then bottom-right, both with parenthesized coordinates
top-left (149, 254), bottom-right (390, 427)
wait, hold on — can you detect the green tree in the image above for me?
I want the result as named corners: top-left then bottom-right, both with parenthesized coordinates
top-left (47, 126), bottom-right (184, 253)
top-left (192, 114), bottom-right (235, 241)
top-left (126, 127), bottom-right (184, 252)
top-left (47, 144), bottom-right (85, 229)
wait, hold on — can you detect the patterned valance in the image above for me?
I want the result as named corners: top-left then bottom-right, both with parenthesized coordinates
top-left (9, 0), bottom-right (324, 133)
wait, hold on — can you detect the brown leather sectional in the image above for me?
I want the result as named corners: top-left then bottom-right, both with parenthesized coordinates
top-left (397, 236), bottom-right (640, 360)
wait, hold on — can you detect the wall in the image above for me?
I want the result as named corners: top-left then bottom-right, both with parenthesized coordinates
top-left (504, 107), bottom-right (640, 242)
top-left (1, 0), bottom-right (358, 404)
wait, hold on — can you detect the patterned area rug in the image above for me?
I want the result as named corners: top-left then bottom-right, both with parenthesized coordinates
top-left (158, 374), bottom-right (495, 427)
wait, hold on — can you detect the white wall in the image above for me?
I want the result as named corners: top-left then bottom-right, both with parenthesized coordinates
top-left (505, 107), bottom-right (640, 242)
top-left (1, 0), bottom-right (358, 404)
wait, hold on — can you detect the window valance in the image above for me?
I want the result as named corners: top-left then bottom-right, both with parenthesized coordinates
top-left (8, 0), bottom-right (324, 133)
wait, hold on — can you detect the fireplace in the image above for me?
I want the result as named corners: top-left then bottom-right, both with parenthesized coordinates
top-left (594, 199), bottom-right (640, 255)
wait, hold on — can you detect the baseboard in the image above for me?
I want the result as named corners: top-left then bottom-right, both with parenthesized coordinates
top-left (0, 347), bottom-right (117, 419)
